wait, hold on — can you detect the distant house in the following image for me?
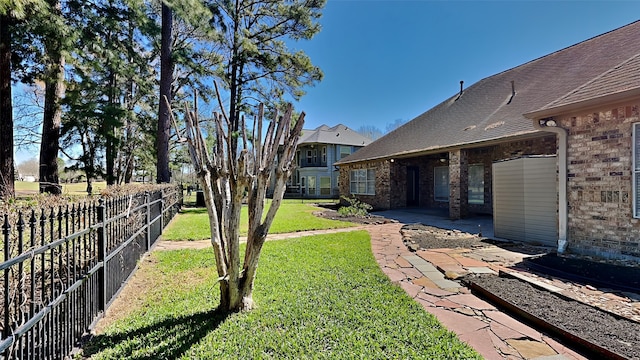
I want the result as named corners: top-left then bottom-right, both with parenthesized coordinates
top-left (285, 124), bottom-right (372, 198)
top-left (337, 21), bottom-right (640, 260)
top-left (22, 175), bottom-right (37, 182)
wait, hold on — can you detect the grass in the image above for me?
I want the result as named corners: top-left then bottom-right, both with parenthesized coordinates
top-left (162, 200), bottom-right (356, 241)
top-left (83, 231), bottom-right (481, 359)
top-left (15, 181), bottom-right (108, 196)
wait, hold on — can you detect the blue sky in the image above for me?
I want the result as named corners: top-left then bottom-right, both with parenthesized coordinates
top-left (15, 1), bottom-right (640, 163)
top-left (291, 0), bottom-right (640, 132)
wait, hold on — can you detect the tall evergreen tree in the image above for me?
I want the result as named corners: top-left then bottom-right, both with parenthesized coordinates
top-left (0, 0), bottom-right (47, 199)
top-left (8, 0), bottom-right (71, 194)
top-left (62, 0), bottom-right (158, 190)
top-left (0, 12), bottom-right (14, 199)
top-left (157, 1), bottom-right (172, 183)
top-left (38, 0), bottom-right (66, 194)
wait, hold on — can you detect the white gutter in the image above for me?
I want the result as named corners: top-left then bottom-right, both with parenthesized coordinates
top-left (532, 119), bottom-right (568, 253)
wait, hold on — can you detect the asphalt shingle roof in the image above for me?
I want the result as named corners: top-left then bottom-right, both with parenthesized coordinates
top-left (299, 124), bottom-right (372, 147)
top-left (339, 20), bottom-right (640, 165)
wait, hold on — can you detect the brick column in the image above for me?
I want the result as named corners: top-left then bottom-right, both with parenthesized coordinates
top-left (449, 149), bottom-right (468, 219)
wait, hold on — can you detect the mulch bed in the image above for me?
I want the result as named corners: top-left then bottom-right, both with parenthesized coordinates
top-left (524, 254), bottom-right (640, 293)
top-left (470, 274), bottom-right (640, 360)
top-left (311, 203), bottom-right (394, 225)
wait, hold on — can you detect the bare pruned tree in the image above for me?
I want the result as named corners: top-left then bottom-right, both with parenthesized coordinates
top-left (166, 90), bottom-right (304, 312)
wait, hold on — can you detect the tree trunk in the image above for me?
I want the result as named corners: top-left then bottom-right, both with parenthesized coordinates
top-left (39, 0), bottom-right (64, 194)
top-left (0, 14), bottom-right (15, 199)
top-left (156, 3), bottom-right (172, 184)
top-left (105, 70), bottom-right (117, 185)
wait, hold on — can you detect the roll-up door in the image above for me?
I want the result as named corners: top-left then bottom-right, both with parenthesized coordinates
top-left (492, 156), bottom-right (557, 246)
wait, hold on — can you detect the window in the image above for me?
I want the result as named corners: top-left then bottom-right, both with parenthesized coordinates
top-left (322, 146), bottom-right (327, 163)
top-left (468, 164), bottom-right (485, 204)
top-left (434, 166), bottom-right (449, 202)
top-left (339, 146), bottom-right (352, 160)
top-left (308, 176), bottom-right (316, 196)
top-left (634, 123), bottom-right (640, 217)
top-left (350, 169), bottom-right (375, 195)
top-left (320, 177), bottom-right (331, 196)
top-left (306, 149), bottom-right (313, 164)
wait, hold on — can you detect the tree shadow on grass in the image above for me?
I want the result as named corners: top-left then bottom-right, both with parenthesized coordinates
top-left (180, 207), bottom-right (209, 214)
top-left (83, 308), bottom-right (229, 359)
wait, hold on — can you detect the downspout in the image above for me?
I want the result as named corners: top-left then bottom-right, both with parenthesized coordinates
top-left (532, 118), bottom-right (568, 253)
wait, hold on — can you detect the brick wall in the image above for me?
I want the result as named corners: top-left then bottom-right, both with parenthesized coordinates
top-left (338, 135), bottom-right (556, 213)
top-left (338, 160), bottom-right (391, 210)
top-left (558, 103), bottom-right (640, 258)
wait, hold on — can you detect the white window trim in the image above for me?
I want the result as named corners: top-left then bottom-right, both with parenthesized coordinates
top-left (350, 169), bottom-right (375, 195)
top-left (634, 123), bottom-right (640, 218)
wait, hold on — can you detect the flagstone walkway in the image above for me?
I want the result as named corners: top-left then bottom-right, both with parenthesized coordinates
top-left (366, 222), bottom-right (586, 360)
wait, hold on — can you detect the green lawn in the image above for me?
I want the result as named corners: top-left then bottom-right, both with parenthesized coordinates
top-left (162, 200), bottom-right (356, 241)
top-left (83, 232), bottom-right (480, 359)
top-left (15, 181), bottom-right (108, 196)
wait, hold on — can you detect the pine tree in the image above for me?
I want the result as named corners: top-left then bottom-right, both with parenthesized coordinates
top-left (62, 0), bottom-right (158, 190)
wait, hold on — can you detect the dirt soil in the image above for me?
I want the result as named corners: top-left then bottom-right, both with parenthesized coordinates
top-left (469, 274), bottom-right (640, 360)
top-left (400, 223), bottom-right (494, 251)
top-left (399, 223), bottom-right (548, 257)
top-left (311, 203), bottom-right (395, 225)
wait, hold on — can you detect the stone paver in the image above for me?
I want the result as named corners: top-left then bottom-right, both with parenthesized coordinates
top-left (506, 339), bottom-right (557, 359)
top-left (366, 222), bottom-right (588, 360)
top-left (394, 256), bottom-right (413, 268)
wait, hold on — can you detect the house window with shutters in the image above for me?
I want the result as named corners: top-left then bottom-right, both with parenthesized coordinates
top-left (634, 123), bottom-right (640, 218)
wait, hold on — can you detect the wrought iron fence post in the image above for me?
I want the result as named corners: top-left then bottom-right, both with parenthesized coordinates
top-left (2, 214), bottom-right (10, 340)
top-left (145, 192), bottom-right (151, 251)
top-left (97, 199), bottom-right (106, 312)
top-left (160, 191), bottom-right (165, 230)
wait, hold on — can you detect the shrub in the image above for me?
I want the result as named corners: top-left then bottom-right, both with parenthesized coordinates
top-left (338, 196), bottom-right (373, 217)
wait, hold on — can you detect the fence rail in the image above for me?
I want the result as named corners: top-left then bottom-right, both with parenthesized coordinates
top-left (0, 186), bottom-right (182, 359)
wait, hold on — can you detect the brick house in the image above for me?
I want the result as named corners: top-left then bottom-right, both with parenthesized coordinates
top-left (284, 124), bottom-right (372, 198)
top-left (337, 21), bottom-right (640, 259)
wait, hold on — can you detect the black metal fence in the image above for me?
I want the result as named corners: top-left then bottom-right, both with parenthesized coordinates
top-left (0, 186), bottom-right (182, 359)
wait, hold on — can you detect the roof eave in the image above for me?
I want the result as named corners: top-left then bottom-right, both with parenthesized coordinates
top-left (335, 130), bottom-right (544, 166)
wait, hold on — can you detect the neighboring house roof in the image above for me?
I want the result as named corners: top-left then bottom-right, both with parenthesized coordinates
top-left (339, 20), bottom-right (640, 165)
top-left (299, 124), bottom-right (372, 147)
